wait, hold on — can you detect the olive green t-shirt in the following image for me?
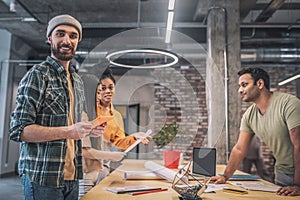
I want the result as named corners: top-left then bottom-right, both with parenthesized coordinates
top-left (240, 92), bottom-right (300, 175)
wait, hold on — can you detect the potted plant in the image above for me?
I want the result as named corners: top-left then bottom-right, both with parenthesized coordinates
top-left (153, 121), bottom-right (184, 168)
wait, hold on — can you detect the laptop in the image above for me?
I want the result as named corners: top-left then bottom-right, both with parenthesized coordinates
top-left (192, 147), bottom-right (216, 178)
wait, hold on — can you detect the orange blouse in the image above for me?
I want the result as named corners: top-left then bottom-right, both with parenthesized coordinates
top-left (97, 103), bottom-right (136, 150)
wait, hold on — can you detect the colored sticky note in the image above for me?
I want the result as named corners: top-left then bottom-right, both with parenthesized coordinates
top-left (91, 116), bottom-right (114, 128)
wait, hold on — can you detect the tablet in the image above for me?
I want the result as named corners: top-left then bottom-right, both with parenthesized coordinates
top-left (192, 147), bottom-right (216, 177)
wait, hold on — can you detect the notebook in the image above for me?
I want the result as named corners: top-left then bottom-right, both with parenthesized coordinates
top-left (219, 174), bottom-right (260, 180)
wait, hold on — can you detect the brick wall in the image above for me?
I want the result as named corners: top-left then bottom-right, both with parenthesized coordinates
top-left (153, 64), bottom-right (207, 160)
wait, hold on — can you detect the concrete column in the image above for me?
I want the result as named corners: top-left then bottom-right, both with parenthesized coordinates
top-left (206, 0), bottom-right (241, 164)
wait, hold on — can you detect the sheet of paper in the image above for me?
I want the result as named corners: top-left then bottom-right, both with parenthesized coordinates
top-left (229, 181), bottom-right (281, 192)
top-left (204, 184), bottom-right (228, 193)
top-left (124, 129), bottom-right (152, 153)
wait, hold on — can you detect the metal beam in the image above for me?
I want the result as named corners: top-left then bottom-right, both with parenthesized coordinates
top-left (255, 0), bottom-right (286, 22)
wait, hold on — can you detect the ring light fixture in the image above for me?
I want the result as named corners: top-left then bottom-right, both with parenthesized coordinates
top-left (106, 48), bottom-right (179, 69)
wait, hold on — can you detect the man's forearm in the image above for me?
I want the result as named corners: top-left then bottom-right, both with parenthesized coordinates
top-left (22, 121), bottom-right (93, 142)
top-left (21, 124), bottom-right (70, 142)
top-left (294, 146), bottom-right (300, 186)
top-left (290, 126), bottom-right (300, 186)
top-left (223, 146), bottom-right (245, 180)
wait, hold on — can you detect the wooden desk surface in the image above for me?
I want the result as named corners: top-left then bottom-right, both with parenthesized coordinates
top-left (81, 159), bottom-right (298, 200)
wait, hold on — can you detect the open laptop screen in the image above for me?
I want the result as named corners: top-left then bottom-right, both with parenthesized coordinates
top-left (192, 147), bottom-right (216, 177)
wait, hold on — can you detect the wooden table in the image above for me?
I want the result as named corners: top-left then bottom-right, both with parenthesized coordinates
top-left (81, 159), bottom-right (299, 200)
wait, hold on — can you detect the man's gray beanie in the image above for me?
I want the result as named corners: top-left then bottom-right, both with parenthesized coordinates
top-left (47, 14), bottom-right (82, 41)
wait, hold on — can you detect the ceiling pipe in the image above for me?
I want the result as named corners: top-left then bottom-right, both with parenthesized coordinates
top-left (77, 47), bottom-right (300, 66)
top-left (241, 48), bottom-right (300, 63)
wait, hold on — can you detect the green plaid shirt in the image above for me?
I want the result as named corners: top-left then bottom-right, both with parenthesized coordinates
top-left (9, 56), bottom-right (85, 188)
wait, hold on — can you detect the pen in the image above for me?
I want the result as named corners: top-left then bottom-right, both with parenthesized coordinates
top-left (223, 188), bottom-right (248, 194)
top-left (131, 188), bottom-right (168, 196)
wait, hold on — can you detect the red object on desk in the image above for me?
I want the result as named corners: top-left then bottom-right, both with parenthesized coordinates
top-left (131, 188), bottom-right (168, 196)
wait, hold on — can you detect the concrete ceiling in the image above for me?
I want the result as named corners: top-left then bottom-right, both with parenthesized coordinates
top-left (0, 0), bottom-right (300, 66)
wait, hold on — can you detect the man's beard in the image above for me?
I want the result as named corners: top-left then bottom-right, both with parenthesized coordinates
top-left (51, 44), bottom-right (75, 61)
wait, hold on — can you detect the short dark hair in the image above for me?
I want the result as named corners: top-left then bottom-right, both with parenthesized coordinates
top-left (98, 67), bottom-right (116, 85)
top-left (238, 67), bottom-right (270, 90)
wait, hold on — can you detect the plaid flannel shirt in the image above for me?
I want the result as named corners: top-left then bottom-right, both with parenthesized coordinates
top-left (9, 56), bottom-right (85, 188)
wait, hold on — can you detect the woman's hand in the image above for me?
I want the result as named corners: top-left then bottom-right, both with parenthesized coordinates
top-left (132, 132), bottom-right (152, 144)
top-left (107, 151), bottom-right (126, 162)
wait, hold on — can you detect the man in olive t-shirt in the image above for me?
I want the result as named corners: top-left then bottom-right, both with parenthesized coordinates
top-left (211, 67), bottom-right (300, 196)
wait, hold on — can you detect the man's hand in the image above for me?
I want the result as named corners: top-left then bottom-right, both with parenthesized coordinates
top-left (276, 185), bottom-right (300, 196)
top-left (70, 121), bottom-right (93, 140)
top-left (132, 132), bottom-right (152, 144)
top-left (209, 175), bottom-right (227, 184)
top-left (89, 123), bottom-right (107, 137)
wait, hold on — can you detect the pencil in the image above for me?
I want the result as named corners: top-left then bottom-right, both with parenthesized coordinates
top-left (131, 188), bottom-right (168, 195)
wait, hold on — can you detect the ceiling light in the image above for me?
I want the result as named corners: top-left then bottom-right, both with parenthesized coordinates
top-left (22, 17), bottom-right (37, 22)
top-left (106, 49), bottom-right (179, 69)
top-left (165, 0), bottom-right (176, 43)
top-left (10, 1), bottom-right (16, 12)
top-left (165, 12), bottom-right (174, 43)
top-left (168, 0), bottom-right (175, 10)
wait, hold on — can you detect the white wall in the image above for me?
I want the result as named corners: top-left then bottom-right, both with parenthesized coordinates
top-left (114, 71), bottom-right (155, 130)
top-left (114, 71), bottom-right (156, 158)
top-left (0, 29), bottom-right (33, 175)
